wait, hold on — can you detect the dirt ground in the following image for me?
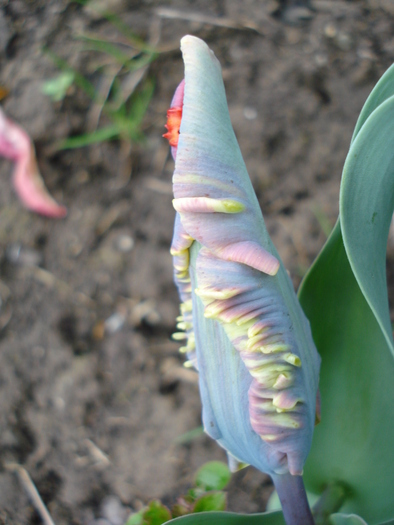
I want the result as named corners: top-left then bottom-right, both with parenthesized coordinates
top-left (1, 0), bottom-right (394, 524)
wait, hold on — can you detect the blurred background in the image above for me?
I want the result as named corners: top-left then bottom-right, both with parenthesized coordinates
top-left (0, 0), bottom-right (394, 523)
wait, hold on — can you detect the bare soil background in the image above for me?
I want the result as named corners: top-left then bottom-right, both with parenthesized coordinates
top-left (1, 1), bottom-right (394, 523)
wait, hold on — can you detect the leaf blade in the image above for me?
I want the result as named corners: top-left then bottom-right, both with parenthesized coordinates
top-left (299, 226), bottom-right (394, 524)
top-left (164, 511), bottom-right (286, 525)
top-left (340, 95), bottom-right (394, 356)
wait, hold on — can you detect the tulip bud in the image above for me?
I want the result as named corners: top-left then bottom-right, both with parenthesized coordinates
top-left (165, 35), bottom-right (320, 482)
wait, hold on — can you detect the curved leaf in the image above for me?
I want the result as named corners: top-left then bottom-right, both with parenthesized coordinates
top-left (351, 63), bottom-right (394, 141)
top-left (164, 510), bottom-right (285, 525)
top-left (299, 227), bottom-right (394, 524)
top-left (298, 63), bottom-right (394, 523)
top-left (341, 95), bottom-right (394, 355)
top-left (193, 492), bottom-right (226, 513)
top-left (194, 461), bottom-right (231, 491)
top-left (329, 514), bottom-right (368, 525)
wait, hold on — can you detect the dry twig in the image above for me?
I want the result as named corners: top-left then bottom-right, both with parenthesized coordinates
top-left (5, 463), bottom-right (56, 525)
top-left (155, 7), bottom-right (267, 35)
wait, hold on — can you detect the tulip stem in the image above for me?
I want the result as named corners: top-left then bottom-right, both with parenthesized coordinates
top-left (272, 473), bottom-right (315, 525)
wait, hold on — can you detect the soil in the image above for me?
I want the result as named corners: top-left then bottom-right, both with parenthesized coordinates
top-left (0, 1), bottom-right (394, 524)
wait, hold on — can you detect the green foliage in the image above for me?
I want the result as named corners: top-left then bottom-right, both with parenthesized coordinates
top-left (125, 501), bottom-right (171, 525)
top-left (163, 511), bottom-right (286, 525)
top-left (125, 462), bottom-right (231, 524)
top-left (194, 461), bottom-right (231, 492)
top-left (329, 515), bottom-right (368, 525)
top-left (299, 65), bottom-right (394, 524)
top-left (44, 4), bottom-right (157, 149)
top-left (57, 79), bottom-right (154, 149)
top-left (193, 492), bottom-right (227, 513)
top-left (42, 71), bottom-right (75, 101)
top-left (143, 501), bottom-right (172, 525)
top-left (175, 426), bottom-right (204, 444)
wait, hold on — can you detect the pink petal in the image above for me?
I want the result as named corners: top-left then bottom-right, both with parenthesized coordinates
top-left (218, 241), bottom-right (280, 276)
top-left (0, 107), bottom-right (67, 218)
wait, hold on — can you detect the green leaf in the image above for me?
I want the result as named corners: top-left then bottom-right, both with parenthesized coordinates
top-left (340, 94), bottom-right (394, 355)
top-left (299, 224), bottom-right (394, 524)
top-left (44, 49), bottom-right (97, 101)
top-left (42, 72), bottom-right (75, 101)
top-left (126, 509), bottom-right (145, 525)
top-left (125, 501), bottom-right (171, 525)
top-left (143, 501), bottom-right (172, 525)
top-left (298, 61), bottom-right (394, 524)
top-left (163, 510), bottom-right (286, 525)
top-left (81, 5), bottom-right (157, 53)
top-left (78, 33), bottom-right (136, 65)
top-left (55, 125), bottom-right (120, 149)
top-left (193, 492), bottom-right (226, 513)
top-left (126, 78), bottom-right (154, 124)
top-left (329, 514), bottom-right (368, 525)
top-left (299, 66), bottom-right (394, 523)
top-left (175, 426), bottom-right (204, 444)
top-left (351, 63), bottom-right (394, 142)
top-left (194, 462), bottom-right (231, 491)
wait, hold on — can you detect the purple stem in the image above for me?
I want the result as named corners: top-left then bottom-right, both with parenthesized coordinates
top-left (272, 473), bottom-right (315, 525)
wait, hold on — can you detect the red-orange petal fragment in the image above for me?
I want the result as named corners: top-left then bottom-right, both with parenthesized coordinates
top-left (0, 107), bottom-right (67, 218)
top-left (163, 106), bottom-right (182, 147)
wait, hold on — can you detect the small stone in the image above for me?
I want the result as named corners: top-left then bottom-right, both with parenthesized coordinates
top-left (101, 496), bottom-right (128, 525)
top-left (314, 54), bottom-right (328, 67)
top-left (243, 107), bottom-right (258, 120)
top-left (104, 312), bottom-right (125, 334)
top-left (6, 243), bottom-right (43, 267)
top-left (324, 23), bottom-right (337, 38)
top-left (69, 242), bottom-right (83, 258)
top-left (75, 170), bottom-right (90, 184)
top-left (336, 32), bottom-right (352, 51)
top-left (115, 234), bottom-right (134, 253)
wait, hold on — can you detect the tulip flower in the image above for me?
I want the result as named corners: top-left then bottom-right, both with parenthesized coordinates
top-left (0, 106), bottom-right (67, 218)
top-left (165, 36), bottom-right (321, 524)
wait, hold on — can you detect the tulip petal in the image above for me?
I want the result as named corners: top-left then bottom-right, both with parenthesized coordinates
top-left (0, 107), bottom-right (67, 218)
top-left (172, 37), bottom-right (280, 278)
top-left (193, 245), bottom-right (317, 476)
top-left (190, 245), bottom-right (289, 475)
top-left (164, 79), bottom-right (185, 160)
